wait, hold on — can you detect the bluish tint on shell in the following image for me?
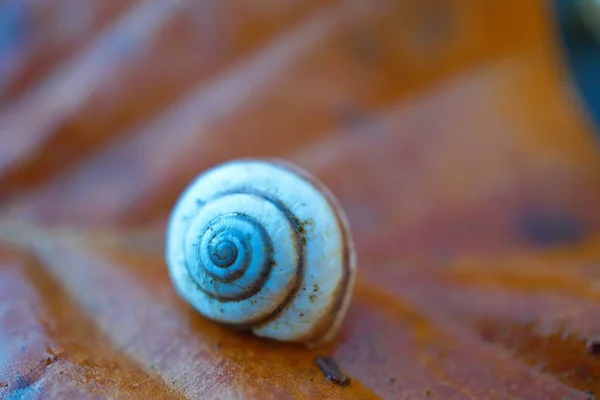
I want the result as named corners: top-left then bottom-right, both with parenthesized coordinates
top-left (187, 212), bottom-right (275, 301)
top-left (166, 159), bottom-right (356, 345)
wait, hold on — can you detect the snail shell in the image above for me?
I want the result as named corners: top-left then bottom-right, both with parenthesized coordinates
top-left (166, 159), bottom-right (356, 345)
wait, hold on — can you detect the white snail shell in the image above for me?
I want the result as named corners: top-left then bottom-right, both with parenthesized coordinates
top-left (166, 159), bottom-right (356, 345)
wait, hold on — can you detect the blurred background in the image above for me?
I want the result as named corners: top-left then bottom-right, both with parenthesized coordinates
top-left (0, 0), bottom-right (599, 246)
top-left (1, 1), bottom-right (600, 398)
top-left (0, 0), bottom-right (599, 248)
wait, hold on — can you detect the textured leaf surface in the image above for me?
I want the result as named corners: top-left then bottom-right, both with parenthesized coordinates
top-left (1, 1), bottom-right (600, 399)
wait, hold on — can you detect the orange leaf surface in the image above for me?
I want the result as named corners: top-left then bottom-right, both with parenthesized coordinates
top-left (1, 1), bottom-right (600, 399)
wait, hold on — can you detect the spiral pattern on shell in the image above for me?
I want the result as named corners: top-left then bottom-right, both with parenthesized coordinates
top-left (166, 159), bottom-right (356, 345)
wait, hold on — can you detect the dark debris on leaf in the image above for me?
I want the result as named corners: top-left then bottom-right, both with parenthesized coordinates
top-left (315, 356), bottom-right (350, 387)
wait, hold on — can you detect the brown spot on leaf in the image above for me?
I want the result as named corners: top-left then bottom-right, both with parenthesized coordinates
top-left (588, 340), bottom-right (600, 357)
top-left (519, 209), bottom-right (585, 247)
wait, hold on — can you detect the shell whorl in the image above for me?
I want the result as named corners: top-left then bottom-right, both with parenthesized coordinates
top-left (166, 159), bottom-right (356, 345)
top-left (187, 211), bottom-right (277, 301)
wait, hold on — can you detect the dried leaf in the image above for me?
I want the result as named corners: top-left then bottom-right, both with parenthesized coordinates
top-left (1, 1), bottom-right (599, 399)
